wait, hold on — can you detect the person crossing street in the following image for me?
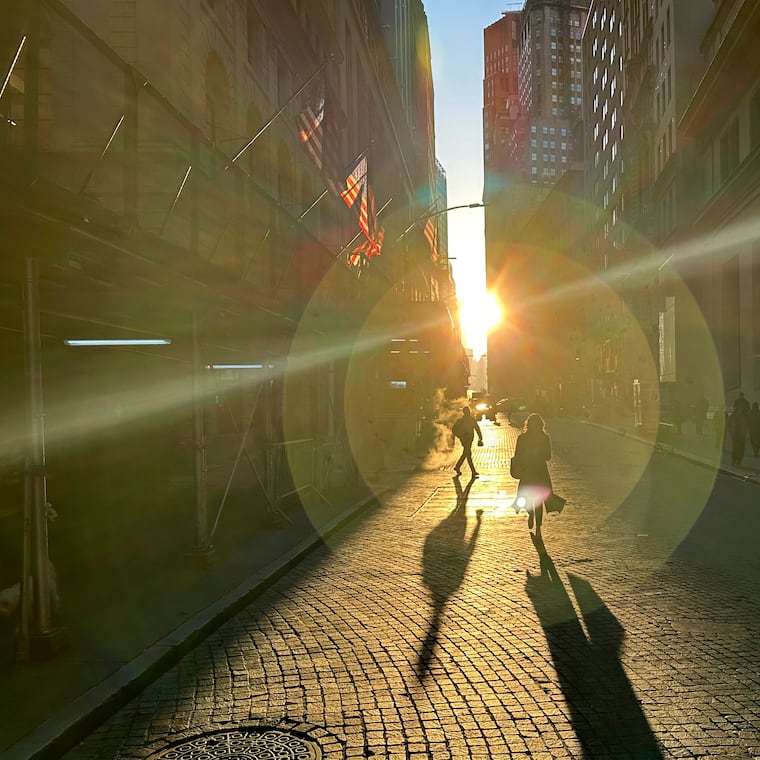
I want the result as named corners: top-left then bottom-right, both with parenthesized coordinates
top-left (452, 405), bottom-right (484, 478)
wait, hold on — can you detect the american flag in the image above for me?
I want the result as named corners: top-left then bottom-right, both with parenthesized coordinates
top-left (348, 188), bottom-right (384, 266)
top-left (297, 87), bottom-right (326, 170)
top-left (340, 155), bottom-right (367, 209)
top-left (349, 227), bottom-right (384, 266)
top-left (424, 217), bottom-right (439, 262)
top-left (297, 82), bottom-right (346, 197)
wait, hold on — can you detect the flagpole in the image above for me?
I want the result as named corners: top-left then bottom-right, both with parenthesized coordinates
top-left (226, 60), bottom-right (329, 169)
top-left (297, 189), bottom-right (328, 222)
top-left (297, 144), bottom-right (370, 222)
top-left (160, 164), bottom-right (193, 236)
top-left (0, 35), bottom-right (26, 101)
top-left (394, 202), bottom-right (486, 244)
top-left (79, 114), bottom-right (125, 194)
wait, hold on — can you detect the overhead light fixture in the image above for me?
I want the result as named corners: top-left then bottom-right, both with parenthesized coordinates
top-left (206, 363), bottom-right (264, 369)
top-left (64, 338), bottom-right (172, 346)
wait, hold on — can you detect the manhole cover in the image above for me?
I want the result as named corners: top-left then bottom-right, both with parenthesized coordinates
top-left (148, 727), bottom-right (322, 759)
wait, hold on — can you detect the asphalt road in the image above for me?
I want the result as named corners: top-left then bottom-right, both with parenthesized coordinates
top-left (59, 417), bottom-right (760, 759)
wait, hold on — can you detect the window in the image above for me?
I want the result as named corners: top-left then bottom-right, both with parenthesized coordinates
top-left (723, 256), bottom-right (741, 390)
top-left (666, 6), bottom-right (671, 46)
top-left (720, 119), bottom-right (740, 183)
top-left (751, 88), bottom-right (760, 149)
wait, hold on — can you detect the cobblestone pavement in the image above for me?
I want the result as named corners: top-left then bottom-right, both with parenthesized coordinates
top-left (61, 419), bottom-right (760, 759)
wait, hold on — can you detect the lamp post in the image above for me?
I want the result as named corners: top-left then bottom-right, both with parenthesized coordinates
top-left (395, 202), bottom-right (487, 245)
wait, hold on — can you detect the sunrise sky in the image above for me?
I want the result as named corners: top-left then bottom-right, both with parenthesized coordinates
top-left (426, 2), bottom-right (511, 358)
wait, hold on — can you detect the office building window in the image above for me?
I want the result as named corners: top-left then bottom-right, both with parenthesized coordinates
top-left (751, 88), bottom-right (760, 149)
top-left (720, 119), bottom-right (740, 183)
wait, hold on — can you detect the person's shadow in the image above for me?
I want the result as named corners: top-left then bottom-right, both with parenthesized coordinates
top-left (526, 535), bottom-right (663, 758)
top-left (416, 475), bottom-right (482, 679)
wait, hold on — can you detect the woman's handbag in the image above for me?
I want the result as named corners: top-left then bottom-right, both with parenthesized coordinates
top-left (510, 455), bottom-right (523, 479)
top-left (545, 492), bottom-right (566, 513)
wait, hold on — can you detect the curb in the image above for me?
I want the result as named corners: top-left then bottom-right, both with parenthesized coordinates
top-left (577, 418), bottom-right (760, 486)
top-left (2, 491), bottom-right (383, 760)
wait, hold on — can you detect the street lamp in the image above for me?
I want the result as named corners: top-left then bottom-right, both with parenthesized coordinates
top-left (395, 202), bottom-right (487, 244)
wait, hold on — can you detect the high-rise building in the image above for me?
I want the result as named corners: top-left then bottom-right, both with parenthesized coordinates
top-left (518, 0), bottom-right (588, 193)
top-left (483, 12), bottom-right (521, 195)
top-left (579, 0), bottom-right (713, 428)
top-left (483, 0), bottom-right (589, 399)
top-left (583, 1), bottom-right (625, 272)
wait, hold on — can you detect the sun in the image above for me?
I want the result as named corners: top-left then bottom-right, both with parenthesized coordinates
top-left (459, 292), bottom-right (503, 360)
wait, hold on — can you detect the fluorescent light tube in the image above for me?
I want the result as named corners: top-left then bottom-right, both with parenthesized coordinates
top-left (64, 339), bottom-right (172, 346)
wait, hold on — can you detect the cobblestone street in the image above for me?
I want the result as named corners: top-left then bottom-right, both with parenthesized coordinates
top-left (60, 419), bottom-right (760, 759)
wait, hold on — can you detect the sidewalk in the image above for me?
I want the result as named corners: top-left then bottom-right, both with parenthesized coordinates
top-left (586, 414), bottom-right (760, 484)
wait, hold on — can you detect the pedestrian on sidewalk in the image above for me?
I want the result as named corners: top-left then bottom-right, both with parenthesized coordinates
top-left (512, 412), bottom-right (552, 536)
top-left (672, 398), bottom-right (685, 435)
top-left (452, 406), bottom-right (483, 478)
top-left (734, 391), bottom-right (751, 415)
top-left (728, 404), bottom-right (749, 466)
top-left (748, 402), bottom-right (760, 457)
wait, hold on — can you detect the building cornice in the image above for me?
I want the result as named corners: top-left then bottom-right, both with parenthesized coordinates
top-left (680, 0), bottom-right (760, 137)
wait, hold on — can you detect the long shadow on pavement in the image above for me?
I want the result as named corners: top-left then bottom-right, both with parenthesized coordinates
top-left (526, 534), bottom-right (663, 759)
top-left (416, 475), bottom-right (482, 680)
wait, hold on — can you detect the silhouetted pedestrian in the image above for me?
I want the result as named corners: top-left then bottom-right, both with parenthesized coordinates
top-left (728, 407), bottom-right (748, 466)
top-left (672, 398), bottom-right (684, 435)
top-left (749, 402), bottom-right (760, 457)
top-left (512, 412), bottom-right (552, 536)
top-left (451, 406), bottom-right (483, 478)
top-left (734, 391), bottom-right (750, 416)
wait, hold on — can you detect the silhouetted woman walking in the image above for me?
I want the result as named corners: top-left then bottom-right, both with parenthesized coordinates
top-left (513, 413), bottom-right (552, 535)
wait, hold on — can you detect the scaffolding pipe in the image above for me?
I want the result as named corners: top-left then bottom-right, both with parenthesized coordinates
top-left (191, 311), bottom-right (211, 559)
top-left (22, 258), bottom-right (53, 638)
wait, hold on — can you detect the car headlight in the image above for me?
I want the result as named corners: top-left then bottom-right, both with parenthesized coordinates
top-left (475, 403), bottom-right (488, 411)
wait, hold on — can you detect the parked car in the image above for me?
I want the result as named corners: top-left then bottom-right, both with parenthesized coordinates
top-left (470, 392), bottom-right (497, 423)
top-left (495, 397), bottom-right (529, 424)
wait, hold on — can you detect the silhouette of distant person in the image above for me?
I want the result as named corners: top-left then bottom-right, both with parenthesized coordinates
top-left (734, 391), bottom-right (750, 416)
top-left (513, 412), bottom-right (552, 536)
top-left (728, 405), bottom-right (748, 466)
top-left (749, 402), bottom-right (760, 457)
top-left (672, 398), bottom-right (684, 435)
top-left (452, 406), bottom-right (483, 478)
